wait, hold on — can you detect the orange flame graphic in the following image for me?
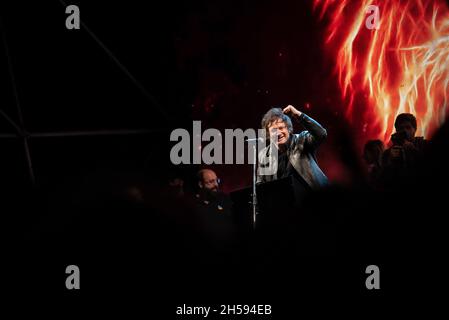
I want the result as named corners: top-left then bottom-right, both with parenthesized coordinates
top-left (314, 0), bottom-right (449, 144)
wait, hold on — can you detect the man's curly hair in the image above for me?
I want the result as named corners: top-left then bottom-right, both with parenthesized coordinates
top-left (261, 108), bottom-right (293, 136)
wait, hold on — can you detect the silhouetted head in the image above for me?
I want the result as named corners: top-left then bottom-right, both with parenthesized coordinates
top-left (363, 139), bottom-right (384, 165)
top-left (394, 113), bottom-right (417, 141)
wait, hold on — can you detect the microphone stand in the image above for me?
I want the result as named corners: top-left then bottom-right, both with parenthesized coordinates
top-left (246, 139), bottom-right (259, 230)
top-left (252, 143), bottom-right (258, 229)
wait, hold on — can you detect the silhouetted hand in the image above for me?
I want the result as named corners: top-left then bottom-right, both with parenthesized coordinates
top-left (390, 146), bottom-right (403, 158)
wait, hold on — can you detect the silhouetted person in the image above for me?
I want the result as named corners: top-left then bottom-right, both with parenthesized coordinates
top-left (193, 169), bottom-right (235, 261)
top-left (195, 169), bottom-right (232, 215)
top-left (167, 174), bottom-right (185, 198)
top-left (382, 113), bottom-right (428, 183)
top-left (363, 139), bottom-right (384, 187)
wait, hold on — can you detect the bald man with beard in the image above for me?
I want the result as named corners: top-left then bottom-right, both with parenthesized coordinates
top-left (193, 169), bottom-right (236, 257)
top-left (195, 169), bottom-right (232, 215)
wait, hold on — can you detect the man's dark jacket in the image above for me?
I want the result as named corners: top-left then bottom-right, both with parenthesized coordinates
top-left (257, 113), bottom-right (328, 189)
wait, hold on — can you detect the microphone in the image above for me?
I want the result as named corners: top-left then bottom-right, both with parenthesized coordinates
top-left (245, 137), bottom-right (265, 142)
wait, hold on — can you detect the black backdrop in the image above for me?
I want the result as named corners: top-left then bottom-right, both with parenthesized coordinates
top-left (1, 0), bottom-right (448, 315)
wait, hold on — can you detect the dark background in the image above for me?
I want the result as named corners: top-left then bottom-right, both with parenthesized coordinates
top-left (1, 0), bottom-right (447, 314)
top-left (0, 0), bottom-right (355, 194)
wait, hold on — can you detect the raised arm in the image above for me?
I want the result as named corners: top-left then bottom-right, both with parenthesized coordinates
top-left (283, 105), bottom-right (327, 148)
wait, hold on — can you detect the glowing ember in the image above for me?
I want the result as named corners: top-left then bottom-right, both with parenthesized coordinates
top-left (314, 0), bottom-right (449, 143)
